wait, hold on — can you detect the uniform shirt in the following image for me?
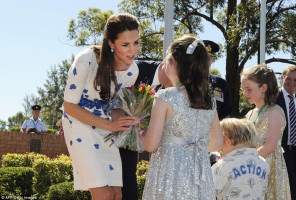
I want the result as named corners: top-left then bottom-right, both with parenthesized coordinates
top-left (212, 148), bottom-right (270, 200)
top-left (21, 118), bottom-right (47, 133)
top-left (210, 74), bottom-right (232, 120)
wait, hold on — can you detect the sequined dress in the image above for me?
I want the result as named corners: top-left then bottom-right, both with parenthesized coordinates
top-left (142, 87), bottom-right (216, 200)
top-left (246, 104), bottom-right (291, 200)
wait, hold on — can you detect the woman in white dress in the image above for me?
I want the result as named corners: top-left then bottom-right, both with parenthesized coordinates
top-left (63, 13), bottom-right (140, 200)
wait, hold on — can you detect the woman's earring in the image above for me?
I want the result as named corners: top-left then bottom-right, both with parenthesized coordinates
top-left (110, 48), bottom-right (114, 53)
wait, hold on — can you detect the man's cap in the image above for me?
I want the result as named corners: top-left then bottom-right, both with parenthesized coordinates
top-left (203, 40), bottom-right (219, 57)
top-left (31, 105), bottom-right (41, 110)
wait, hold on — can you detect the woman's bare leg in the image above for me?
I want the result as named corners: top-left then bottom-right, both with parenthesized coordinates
top-left (111, 186), bottom-right (122, 200)
top-left (89, 186), bottom-right (122, 200)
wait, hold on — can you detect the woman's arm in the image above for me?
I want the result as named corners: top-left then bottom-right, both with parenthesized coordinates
top-left (257, 109), bottom-right (285, 158)
top-left (64, 101), bottom-right (136, 132)
top-left (208, 111), bottom-right (224, 152)
top-left (56, 118), bottom-right (62, 126)
top-left (142, 98), bottom-right (171, 152)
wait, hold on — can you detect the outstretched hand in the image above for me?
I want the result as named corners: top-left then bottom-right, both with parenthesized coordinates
top-left (110, 116), bottom-right (137, 132)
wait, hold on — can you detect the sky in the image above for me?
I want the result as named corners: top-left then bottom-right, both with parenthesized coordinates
top-left (0, 0), bottom-right (292, 123)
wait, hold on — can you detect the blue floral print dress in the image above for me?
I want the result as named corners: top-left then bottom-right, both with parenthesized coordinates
top-left (62, 47), bottom-right (138, 190)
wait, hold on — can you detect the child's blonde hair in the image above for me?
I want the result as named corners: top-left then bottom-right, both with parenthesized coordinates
top-left (220, 118), bottom-right (256, 147)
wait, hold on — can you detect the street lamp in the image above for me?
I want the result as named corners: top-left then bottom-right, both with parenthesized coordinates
top-left (259, 0), bottom-right (266, 64)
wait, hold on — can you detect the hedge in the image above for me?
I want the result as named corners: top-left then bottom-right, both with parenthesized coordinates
top-left (0, 152), bottom-right (150, 199)
top-left (46, 181), bottom-right (91, 200)
top-left (1, 153), bottom-right (73, 198)
top-left (2, 152), bottom-right (49, 167)
top-left (136, 160), bottom-right (149, 199)
top-left (6, 127), bottom-right (57, 134)
top-left (47, 128), bottom-right (58, 135)
top-left (32, 154), bottom-right (73, 197)
top-left (9, 126), bottom-right (21, 132)
top-left (0, 167), bottom-right (34, 196)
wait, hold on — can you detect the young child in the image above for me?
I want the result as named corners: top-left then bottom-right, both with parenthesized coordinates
top-left (212, 118), bottom-right (270, 200)
top-left (141, 35), bottom-right (223, 199)
top-left (241, 64), bottom-right (291, 199)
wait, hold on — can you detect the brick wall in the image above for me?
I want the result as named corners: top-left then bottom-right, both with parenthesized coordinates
top-left (0, 131), bottom-right (150, 167)
top-left (0, 131), bottom-right (69, 166)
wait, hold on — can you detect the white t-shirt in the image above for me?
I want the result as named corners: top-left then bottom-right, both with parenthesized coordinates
top-left (212, 148), bottom-right (270, 200)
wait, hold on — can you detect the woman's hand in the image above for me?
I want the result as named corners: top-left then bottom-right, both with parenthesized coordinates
top-left (64, 101), bottom-right (137, 131)
top-left (109, 116), bottom-right (137, 132)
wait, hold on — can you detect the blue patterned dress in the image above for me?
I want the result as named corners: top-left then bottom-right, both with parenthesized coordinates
top-left (62, 47), bottom-right (139, 190)
top-left (142, 87), bottom-right (216, 199)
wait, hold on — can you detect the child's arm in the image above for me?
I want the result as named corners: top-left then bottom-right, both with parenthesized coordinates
top-left (142, 97), bottom-right (171, 152)
top-left (208, 111), bottom-right (224, 152)
top-left (257, 108), bottom-right (285, 158)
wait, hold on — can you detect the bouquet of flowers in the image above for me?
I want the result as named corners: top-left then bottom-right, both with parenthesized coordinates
top-left (103, 84), bottom-right (155, 152)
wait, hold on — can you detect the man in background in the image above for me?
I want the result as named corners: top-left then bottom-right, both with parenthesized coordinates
top-left (21, 104), bottom-right (47, 134)
top-left (276, 66), bottom-right (296, 200)
top-left (203, 40), bottom-right (232, 120)
top-left (204, 40), bottom-right (232, 166)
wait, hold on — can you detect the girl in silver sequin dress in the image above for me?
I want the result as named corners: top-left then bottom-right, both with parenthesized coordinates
top-left (142, 35), bottom-right (224, 200)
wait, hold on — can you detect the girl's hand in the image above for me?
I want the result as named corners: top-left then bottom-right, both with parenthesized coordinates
top-left (110, 116), bottom-right (136, 132)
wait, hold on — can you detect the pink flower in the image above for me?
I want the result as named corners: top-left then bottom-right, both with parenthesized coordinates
top-left (149, 90), bottom-right (156, 96)
top-left (138, 84), bottom-right (146, 91)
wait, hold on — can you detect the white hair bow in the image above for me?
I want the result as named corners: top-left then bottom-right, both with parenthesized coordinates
top-left (186, 39), bottom-right (205, 55)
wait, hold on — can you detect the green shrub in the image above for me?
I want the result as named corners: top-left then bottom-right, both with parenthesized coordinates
top-left (1, 153), bottom-right (150, 199)
top-left (0, 167), bottom-right (34, 196)
top-left (47, 128), bottom-right (58, 135)
top-left (32, 154), bottom-right (73, 197)
top-left (46, 181), bottom-right (91, 200)
top-left (9, 126), bottom-right (21, 132)
top-left (2, 152), bottom-right (49, 167)
top-left (136, 160), bottom-right (149, 200)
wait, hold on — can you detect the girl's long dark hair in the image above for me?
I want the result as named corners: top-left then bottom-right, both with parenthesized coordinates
top-left (93, 13), bottom-right (139, 102)
top-left (168, 35), bottom-right (212, 109)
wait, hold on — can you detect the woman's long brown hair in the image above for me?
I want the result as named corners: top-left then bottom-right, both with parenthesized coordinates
top-left (93, 13), bottom-right (139, 102)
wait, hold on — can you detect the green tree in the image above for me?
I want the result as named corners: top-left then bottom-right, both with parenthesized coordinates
top-left (66, 7), bottom-right (192, 60)
top-left (66, 1), bottom-right (295, 116)
top-left (118, 0), bottom-right (296, 116)
top-left (0, 119), bottom-right (7, 131)
top-left (67, 8), bottom-right (114, 46)
top-left (20, 56), bottom-right (73, 130)
top-left (36, 56), bottom-right (74, 129)
top-left (7, 112), bottom-right (28, 129)
top-left (22, 94), bottom-right (40, 116)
